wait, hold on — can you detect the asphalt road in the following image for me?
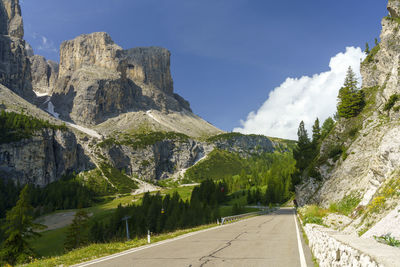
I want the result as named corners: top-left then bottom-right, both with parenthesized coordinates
top-left (76, 208), bottom-right (313, 267)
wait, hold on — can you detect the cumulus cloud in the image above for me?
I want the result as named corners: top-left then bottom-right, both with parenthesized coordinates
top-left (233, 47), bottom-right (366, 140)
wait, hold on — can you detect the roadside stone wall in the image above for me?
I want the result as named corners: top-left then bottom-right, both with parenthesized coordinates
top-left (304, 224), bottom-right (400, 267)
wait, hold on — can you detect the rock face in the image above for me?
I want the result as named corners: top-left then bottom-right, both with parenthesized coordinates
top-left (100, 139), bottom-right (213, 181)
top-left (296, 0), bottom-right (400, 237)
top-left (0, 128), bottom-right (93, 186)
top-left (388, 0), bottom-right (400, 18)
top-left (51, 32), bottom-right (191, 125)
top-left (98, 133), bottom-right (276, 181)
top-left (0, 0), bottom-right (34, 100)
top-left (212, 134), bottom-right (274, 157)
top-left (30, 55), bottom-right (59, 95)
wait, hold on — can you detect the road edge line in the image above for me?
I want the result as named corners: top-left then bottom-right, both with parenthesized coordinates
top-left (294, 211), bottom-right (307, 267)
top-left (73, 214), bottom-right (261, 267)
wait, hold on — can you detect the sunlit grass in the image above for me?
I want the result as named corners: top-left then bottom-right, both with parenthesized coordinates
top-left (26, 223), bottom-right (218, 267)
top-left (29, 185), bottom-right (197, 258)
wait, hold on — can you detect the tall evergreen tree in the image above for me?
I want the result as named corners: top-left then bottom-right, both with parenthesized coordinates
top-left (365, 42), bottom-right (370, 54)
top-left (337, 67), bottom-right (365, 118)
top-left (293, 121), bottom-right (313, 172)
top-left (311, 118), bottom-right (321, 144)
top-left (0, 185), bottom-right (43, 265)
top-left (64, 210), bottom-right (89, 251)
top-left (321, 117), bottom-right (335, 139)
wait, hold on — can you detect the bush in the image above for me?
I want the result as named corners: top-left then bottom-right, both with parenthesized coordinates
top-left (328, 145), bottom-right (343, 160)
top-left (362, 44), bottom-right (380, 64)
top-left (329, 194), bottom-right (360, 216)
top-left (383, 94), bottom-right (400, 111)
top-left (374, 234), bottom-right (400, 247)
top-left (298, 205), bottom-right (328, 226)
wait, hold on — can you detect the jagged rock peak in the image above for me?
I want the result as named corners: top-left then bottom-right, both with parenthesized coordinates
top-left (58, 32), bottom-right (174, 95)
top-left (0, 0), bottom-right (24, 38)
top-left (0, 0), bottom-right (33, 100)
top-left (59, 32), bottom-right (122, 78)
top-left (124, 47), bottom-right (173, 95)
top-left (30, 55), bottom-right (59, 95)
top-left (388, 0), bottom-right (400, 18)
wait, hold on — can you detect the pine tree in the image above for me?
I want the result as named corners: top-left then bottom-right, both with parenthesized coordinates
top-left (337, 67), bottom-right (365, 118)
top-left (365, 42), bottom-right (370, 54)
top-left (0, 185), bottom-right (43, 265)
top-left (64, 210), bottom-right (89, 251)
top-left (312, 118), bottom-right (321, 144)
top-left (293, 121), bottom-right (313, 170)
top-left (375, 38), bottom-right (379, 46)
top-left (321, 117), bottom-right (335, 139)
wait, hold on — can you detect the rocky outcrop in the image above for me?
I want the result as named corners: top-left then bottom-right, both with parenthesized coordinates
top-left (2, 0), bottom-right (23, 38)
top-left (100, 138), bottom-right (212, 181)
top-left (296, 0), bottom-right (400, 238)
top-left (212, 134), bottom-right (275, 157)
top-left (0, 128), bottom-right (93, 186)
top-left (97, 133), bottom-right (276, 181)
top-left (30, 55), bottom-right (59, 95)
top-left (388, 0), bottom-right (400, 18)
top-left (51, 32), bottom-right (191, 126)
top-left (0, 0), bottom-right (34, 100)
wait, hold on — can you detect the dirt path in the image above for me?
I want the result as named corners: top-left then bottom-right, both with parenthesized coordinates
top-left (35, 211), bottom-right (76, 232)
top-left (132, 178), bottom-right (161, 195)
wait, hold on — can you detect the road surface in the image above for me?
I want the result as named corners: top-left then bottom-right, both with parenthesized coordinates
top-left (76, 208), bottom-right (313, 267)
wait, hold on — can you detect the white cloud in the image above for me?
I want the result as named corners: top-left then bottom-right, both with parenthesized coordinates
top-left (233, 47), bottom-right (366, 140)
top-left (31, 32), bottom-right (58, 54)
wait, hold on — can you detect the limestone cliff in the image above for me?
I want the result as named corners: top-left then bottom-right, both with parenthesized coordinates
top-left (297, 0), bottom-right (400, 238)
top-left (96, 132), bottom-right (277, 181)
top-left (30, 55), bottom-right (59, 95)
top-left (0, 0), bottom-right (34, 100)
top-left (0, 85), bottom-right (94, 187)
top-left (51, 32), bottom-right (191, 126)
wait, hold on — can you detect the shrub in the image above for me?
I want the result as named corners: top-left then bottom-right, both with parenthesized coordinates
top-left (328, 145), bottom-right (343, 160)
top-left (299, 205), bottom-right (328, 226)
top-left (383, 94), bottom-right (400, 111)
top-left (362, 44), bottom-right (380, 64)
top-left (374, 234), bottom-right (400, 247)
top-left (329, 193), bottom-right (361, 216)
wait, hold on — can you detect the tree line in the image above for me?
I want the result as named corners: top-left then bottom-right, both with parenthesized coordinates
top-left (292, 66), bottom-right (365, 184)
top-left (0, 110), bottom-right (67, 144)
top-left (0, 179), bottom-right (228, 266)
top-left (86, 180), bottom-right (227, 246)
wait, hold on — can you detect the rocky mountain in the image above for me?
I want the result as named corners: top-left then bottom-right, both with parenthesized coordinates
top-left (297, 0), bottom-right (400, 239)
top-left (0, 0), bottom-right (34, 100)
top-left (0, 0), bottom-right (290, 189)
top-left (30, 55), bottom-right (59, 95)
top-left (50, 32), bottom-right (192, 126)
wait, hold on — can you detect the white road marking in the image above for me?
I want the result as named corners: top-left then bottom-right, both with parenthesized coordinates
top-left (72, 216), bottom-right (256, 267)
top-left (294, 212), bottom-right (307, 267)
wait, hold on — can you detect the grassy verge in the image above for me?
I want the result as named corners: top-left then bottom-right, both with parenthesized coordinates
top-left (298, 205), bottom-right (329, 226)
top-left (26, 223), bottom-right (218, 267)
top-left (30, 227), bottom-right (68, 257)
top-left (29, 186), bottom-right (198, 258)
top-left (296, 213), bottom-right (319, 267)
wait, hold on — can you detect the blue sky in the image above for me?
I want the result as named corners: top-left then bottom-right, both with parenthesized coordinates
top-left (21, 0), bottom-right (387, 137)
